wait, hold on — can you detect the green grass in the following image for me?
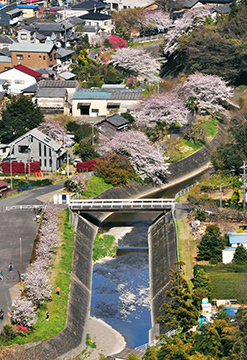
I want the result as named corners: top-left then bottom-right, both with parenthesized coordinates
top-left (201, 117), bottom-right (218, 137)
top-left (130, 39), bottom-right (163, 48)
top-left (204, 265), bottom-right (247, 303)
top-left (165, 139), bottom-right (204, 164)
top-left (93, 234), bottom-right (117, 262)
top-left (0, 210), bottom-right (75, 345)
top-left (82, 176), bottom-right (112, 198)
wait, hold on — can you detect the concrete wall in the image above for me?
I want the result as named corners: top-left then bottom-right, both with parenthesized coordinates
top-left (148, 212), bottom-right (177, 337)
top-left (18, 214), bottom-right (98, 360)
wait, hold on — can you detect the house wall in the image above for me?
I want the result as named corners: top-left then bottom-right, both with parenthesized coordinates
top-left (12, 136), bottom-right (60, 172)
top-left (11, 48), bottom-right (57, 67)
top-left (83, 19), bottom-right (113, 32)
top-left (19, 6), bottom-right (38, 18)
top-left (0, 68), bottom-right (37, 94)
top-left (18, 30), bottom-right (36, 43)
top-left (0, 61), bottom-right (12, 72)
top-left (108, 99), bottom-right (139, 113)
top-left (222, 249), bottom-right (235, 264)
top-left (72, 99), bottom-right (107, 117)
top-left (36, 97), bottom-right (66, 110)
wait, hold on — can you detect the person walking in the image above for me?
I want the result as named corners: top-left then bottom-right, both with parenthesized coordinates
top-left (56, 286), bottom-right (60, 295)
top-left (9, 263), bottom-right (13, 272)
top-left (0, 309), bottom-right (4, 320)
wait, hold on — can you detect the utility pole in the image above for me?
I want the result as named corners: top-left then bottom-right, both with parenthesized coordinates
top-left (92, 124), bottom-right (94, 146)
top-left (241, 161), bottom-right (247, 212)
top-left (10, 145), bottom-right (12, 190)
top-left (67, 150), bottom-right (69, 179)
top-left (220, 185), bottom-right (222, 209)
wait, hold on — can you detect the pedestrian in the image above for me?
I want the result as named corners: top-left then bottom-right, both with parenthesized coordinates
top-left (0, 309), bottom-right (3, 320)
top-left (56, 286), bottom-right (60, 295)
top-left (9, 263), bottom-right (13, 272)
top-left (46, 311), bottom-right (49, 321)
top-left (0, 271), bottom-right (3, 280)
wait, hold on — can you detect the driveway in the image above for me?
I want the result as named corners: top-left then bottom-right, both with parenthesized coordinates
top-left (0, 181), bottom-right (65, 329)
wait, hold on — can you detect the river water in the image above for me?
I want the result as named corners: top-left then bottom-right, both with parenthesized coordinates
top-left (90, 171), bottom-right (209, 349)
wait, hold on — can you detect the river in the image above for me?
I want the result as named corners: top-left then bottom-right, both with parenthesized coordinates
top-left (90, 171), bottom-right (209, 349)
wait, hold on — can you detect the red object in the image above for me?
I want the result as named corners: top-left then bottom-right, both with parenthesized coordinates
top-left (108, 35), bottom-right (127, 49)
top-left (0, 65), bottom-right (42, 78)
top-left (76, 159), bottom-right (101, 173)
top-left (1, 161), bottom-right (40, 174)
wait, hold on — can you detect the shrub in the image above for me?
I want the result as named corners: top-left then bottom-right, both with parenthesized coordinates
top-left (94, 153), bottom-right (137, 186)
top-left (76, 159), bottom-right (99, 173)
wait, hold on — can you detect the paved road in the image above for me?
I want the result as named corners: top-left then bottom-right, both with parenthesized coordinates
top-left (0, 182), bottom-right (65, 329)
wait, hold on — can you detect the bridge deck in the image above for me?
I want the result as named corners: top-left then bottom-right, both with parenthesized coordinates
top-left (69, 199), bottom-right (175, 211)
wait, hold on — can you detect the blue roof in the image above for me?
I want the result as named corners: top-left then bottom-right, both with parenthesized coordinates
top-left (223, 247), bottom-right (236, 251)
top-left (229, 233), bottom-right (247, 244)
top-left (17, 5), bottom-right (38, 8)
top-left (72, 91), bottom-right (112, 100)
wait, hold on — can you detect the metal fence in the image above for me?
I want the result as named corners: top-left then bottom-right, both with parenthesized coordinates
top-left (132, 34), bottom-right (165, 43)
top-left (135, 329), bottom-right (177, 351)
top-left (175, 182), bottom-right (198, 201)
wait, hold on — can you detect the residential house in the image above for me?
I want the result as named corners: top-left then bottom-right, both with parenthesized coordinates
top-left (21, 82), bottom-right (38, 96)
top-left (33, 21), bottom-right (73, 47)
top-left (17, 4), bottom-right (39, 18)
top-left (17, 27), bottom-right (37, 43)
top-left (35, 87), bottom-right (69, 114)
top-left (0, 56), bottom-right (11, 72)
top-left (79, 12), bottom-right (113, 33)
top-left (30, 67), bottom-right (56, 79)
top-left (222, 232), bottom-right (247, 264)
top-left (35, 79), bottom-right (80, 114)
top-left (9, 43), bottom-right (57, 68)
top-left (168, 0), bottom-right (235, 17)
top-left (0, 64), bottom-right (42, 94)
top-left (107, 0), bottom-right (157, 11)
top-left (0, 3), bottom-right (22, 26)
top-left (72, 87), bottom-right (143, 117)
top-left (0, 35), bottom-right (17, 50)
top-left (56, 0), bottom-right (106, 20)
top-left (57, 71), bottom-right (76, 80)
top-left (96, 113), bottom-right (129, 136)
top-left (6, 128), bottom-right (66, 172)
top-left (0, 180), bottom-right (8, 196)
top-left (0, 143), bottom-right (9, 161)
top-left (56, 47), bottom-right (75, 70)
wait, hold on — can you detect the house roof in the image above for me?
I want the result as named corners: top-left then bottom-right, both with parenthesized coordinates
top-left (36, 87), bottom-right (67, 98)
top-left (6, 8), bottom-right (22, 16)
top-left (71, 0), bottom-right (105, 11)
top-left (9, 128), bottom-right (63, 152)
top-left (21, 83), bottom-right (38, 94)
top-left (79, 12), bottom-right (111, 21)
top-left (66, 16), bottom-right (84, 25)
top-left (2, 64), bottom-right (42, 78)
top-left (0, 47), bottom-right (10, 57)
top-left (9, 43), bottom-right (55, 53)
top-left (58, 71), bottom-right (76, 80)
top-left (56, 47), bottom-right (75, 59)
top-left (105, 114), bottom-right (129, 127)
top-left (34, 21), bottom-right (72, 33)
top-left (229, 233), bottom-right (247, 244)
top-left (0, 180), bottom-right (9, 188)
top-left (31, 67), bottom-right (56, 75)
top-left (73, 88), bottom-right (143, 100)
top-left (39, 79), bottom-right (79, 88)
top-left (0, 35), bottom-right (16, 44)
top-left (0, 56), bottom-right (12, 63)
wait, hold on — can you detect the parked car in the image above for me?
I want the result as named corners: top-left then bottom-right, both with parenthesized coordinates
top-left (74, 158), bottom-right (81, 167)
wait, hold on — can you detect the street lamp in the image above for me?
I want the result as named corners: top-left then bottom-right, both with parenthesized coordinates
top-left (10, 144), bottom-right (13, 190)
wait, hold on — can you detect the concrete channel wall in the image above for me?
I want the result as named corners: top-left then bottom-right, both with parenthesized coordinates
top-left (16, 214), bottom-right (98, 360)
top-left (148, 212), bottom-right (177, 338)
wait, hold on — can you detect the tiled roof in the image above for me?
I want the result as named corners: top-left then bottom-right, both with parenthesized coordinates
top-left (73, 91), bottom-right (112, 100)
top-left (66, 16), bottom-right (84, 25)
top-left (0, 47), bottom-right (10, 57)
top-left (106, 114), bottom-right (129, 127)
top-left (73, 88), bottom-right (143, 100)
top-left (0, 35), bottom-right (16, 44)
top-left (0, 180), bottom-right (9, 187)
top-left (21, 83), bottom-right (38, 93)
top-left (9, 43), bottom-right (55, 53)
top-left (39, 79), bottom-right (79, 88)
top-left (71, 0), bottom-right (105, 10)
top-left (79, 12), bottom-right (111, 20)
top-left (36, 87), bottom-right (67, 98)
top-left (0, 56), bottom-right (12, 63)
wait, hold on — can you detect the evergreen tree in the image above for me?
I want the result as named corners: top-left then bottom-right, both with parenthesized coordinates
top-left (0, 95), bottom-right (44, 142)
top-left (233, 244), bottom-right (247, 265)
top-left (197, 225), bottom-right (226, 263)
top-left (157, 262), bottom-right (199, 333)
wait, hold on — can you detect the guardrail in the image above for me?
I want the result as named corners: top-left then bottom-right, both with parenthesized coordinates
top-left (3, 205), bottom-right (44, 212)
top-left (69, 198), bottom-right (175, 211)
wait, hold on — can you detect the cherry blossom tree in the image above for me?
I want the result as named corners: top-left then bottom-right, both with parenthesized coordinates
top-left (164, 8), bottom-right (211, 56)
top-left (11, 297), bottom-right (37, 328)
top-left (39, 119), bottom-right (73, 145)
top-left (134, 93), bottom-right (189, 128)
top-left (176, 73), bottom-right (233, 112)
top-left (110, 47), bottom-right (159, 81)
top-left (98, 130), bottom-right (169, 184)
top-left (142, 10), bottom-right (171, 32)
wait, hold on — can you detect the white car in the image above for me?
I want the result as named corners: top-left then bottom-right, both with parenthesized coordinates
top-left (74, 159), bottom-right (81, 166)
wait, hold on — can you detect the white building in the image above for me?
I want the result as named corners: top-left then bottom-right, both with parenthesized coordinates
top-left (222, 232), bottom-right (247, 264)
top-left (0, 64), bottom-right (42, 94)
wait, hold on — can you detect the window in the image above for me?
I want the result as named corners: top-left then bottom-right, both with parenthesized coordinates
top-left (92, 109), bottom-right (99, 113)
top-left (30, 136), bottom-right (33, 142)
top-left (43, 56), bottom-right (46, 60)
top-left (15, 80), bottom-right (24, 84)
top-left (18, 145), bottom-right (28, 153)
top-left (44, 145), bottom-right (46, 157)
top-left (3, 148), bottom-right (6, 153)
top-left (28, 55), bottom-right (31, 59)
top-left (49, 158), bottom-right (52, 167)
top-left (44, 159), bottom-right (47, 167)
top-left (39, 55), bottom-right (42, 60)
top-left (54, 53), bottom-right (56, 60)
top-left (39, 143), bottom-right (42, 157)
top-left (16, 54), bottom-right (23, 60)
top-left (40, 159), bottom-right (42, 167)
top-left (49, 148), bottom-right (51, 157)
top-left (104, 21), bottom-right (107, 25)
top-left (20, 34), bottom-right (27, 40)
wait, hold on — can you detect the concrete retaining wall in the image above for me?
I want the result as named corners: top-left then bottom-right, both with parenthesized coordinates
top-left (16, 214), bottom-right (98, 360)
top-left (148, 212), bottom-right (177, 337)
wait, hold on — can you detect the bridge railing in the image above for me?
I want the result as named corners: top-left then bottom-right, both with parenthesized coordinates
top-left (69, 198), bottom-right (175, 210)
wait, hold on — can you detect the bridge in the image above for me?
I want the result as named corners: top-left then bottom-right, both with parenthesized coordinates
top-left (69, 198), bottom-right (175, 212)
